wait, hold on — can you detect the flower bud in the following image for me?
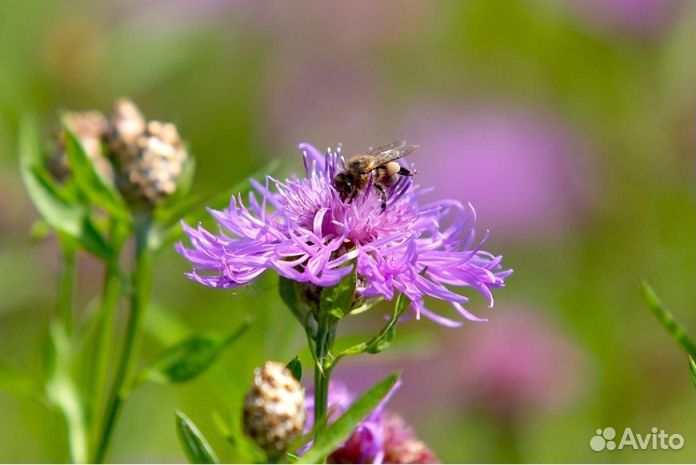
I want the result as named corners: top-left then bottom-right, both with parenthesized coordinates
top-left (109, 101), bottom-right (188, 207)
top-left (382, 414), bottom-right (439, 464)
top-left (50, 110), bottom-right (113, 182)
top-left (107, 97), bottom-right (146, 159)
top-left (243, 361), bottom-right (306, 456)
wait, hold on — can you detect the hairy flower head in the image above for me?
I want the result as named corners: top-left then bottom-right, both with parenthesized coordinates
top-left (177, 143), bottom-right (511, 326)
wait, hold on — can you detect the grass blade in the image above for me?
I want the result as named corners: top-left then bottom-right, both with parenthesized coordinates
top-left (641, 281), bottom-right (696, 358)
top-left (175, 411), bottom-right (220, 464)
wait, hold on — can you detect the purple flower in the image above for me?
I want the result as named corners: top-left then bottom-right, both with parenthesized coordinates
top-left (177, 143), bottom-right (511, 326)
top-left (303, 380), bottom-right (438, 464)
top-left (399, 103), bottom-right (594, 240)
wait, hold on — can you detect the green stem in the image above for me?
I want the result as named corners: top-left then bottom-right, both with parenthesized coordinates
top-left (57, 239), bottom-right (77, 335)
top-left (88, 224), bottom-right (127, 462)
top-left (95, 215), bottom-right (152, 463)
top-left (312, 314), bottom-right (337, 463)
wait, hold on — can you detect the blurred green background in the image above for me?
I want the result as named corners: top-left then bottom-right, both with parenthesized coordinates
top-left (0, 0), bottom-right (694, 463)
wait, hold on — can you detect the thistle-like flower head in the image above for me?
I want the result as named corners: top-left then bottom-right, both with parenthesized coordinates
top-left (177, 143), bottom-right (511, 325)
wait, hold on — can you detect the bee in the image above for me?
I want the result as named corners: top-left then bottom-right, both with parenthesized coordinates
top-left (334, 140), bottom-right (419, 212)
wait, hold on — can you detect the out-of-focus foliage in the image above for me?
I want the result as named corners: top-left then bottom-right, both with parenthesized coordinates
top-left (0, 0), bottom-right (693, 463)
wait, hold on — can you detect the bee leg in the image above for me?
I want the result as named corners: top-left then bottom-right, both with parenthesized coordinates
top-left (375, 184), bottom-right (388, 213)
top-left (398, 166), bottom-right (414, 176)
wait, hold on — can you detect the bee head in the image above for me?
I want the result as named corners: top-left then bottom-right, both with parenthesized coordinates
top-left (333, 172), bottom-right (355, 200)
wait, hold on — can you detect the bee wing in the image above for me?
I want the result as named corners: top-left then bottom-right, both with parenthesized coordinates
top-left (370, 142), bottom-right (420, 168)
top-left (369, 140), bottom-right (406, 155)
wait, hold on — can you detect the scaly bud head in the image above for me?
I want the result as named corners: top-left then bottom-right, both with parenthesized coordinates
top-left (243, 361), bottom-right (306, 456)
top-left (50, 110), bottom-right (112, 182)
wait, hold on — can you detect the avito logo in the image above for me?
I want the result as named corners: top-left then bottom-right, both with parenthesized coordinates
top-left (591, 427), bottom-right (684, 452)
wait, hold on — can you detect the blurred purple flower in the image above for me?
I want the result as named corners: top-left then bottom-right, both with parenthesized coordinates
top-left (451, 307), bottom-right (588, 422)
top-left (177, 143), bottom-right (511, 326)
top-left (565, 0), bottom-right (686, 39)
top-left (400, 104), bottom-right (593, 239)
top-left (303, 380), bottom-right (438, 464)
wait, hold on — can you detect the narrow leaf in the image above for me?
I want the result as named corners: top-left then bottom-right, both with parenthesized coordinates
top-left (349, 297), bottom-right (383, 316)
top-left (298, 372), bottom-right (400, 464)
top-left (175, 411), bottom-right (220, 464)
top-left (19, 118), bottom-right (85, 238)
top-left (365, 294), bottom-right (409, 354)
top-left (339, 294), bottom-right (409, 357)
top-left (19, 117), bottom-right (112, 259)
top-left (139, 321), bottom-right (250, 385)
top-left (63, 127), bottom-right (129, 221)
top-left (320, 267), bottom-right (357, 319)
top-left (689, 357), bottom-right (696, 389)
top-left (286, 356), bottom-right (302, 382)
top-left (642, 281), bottom-right (696, 358)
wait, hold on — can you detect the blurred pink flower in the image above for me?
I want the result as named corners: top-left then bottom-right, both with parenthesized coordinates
top-left (565, 0), bottom-right (686, 39)
top-left (451, 307), bottom-right (588, 422)
top-left (399, 103), bottom-right (595, 240)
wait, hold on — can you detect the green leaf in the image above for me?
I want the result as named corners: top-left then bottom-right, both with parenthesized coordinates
top-left (365, 295), bottom-right (409, 354)
top-left (286, 356), bottom-right (302, 382)
top-left (339, 294), bottom-right (409, 357)
top-left (0, 360), bottom-right (41, 401)
top-left (62, 126), bottom-right (129, 221)
top-left (175, 411), bottom-right (220, 464)
top-left (298, 372), bottom-right (400, 464)
top-left (18, 117), bottom-right (112, 260)
top-left (19, 119), bottom-right (85, 238)
top-left (642, 281), bottom-right (696, 359)
top-left (138, 321), bottom-right (250, 385)
top-left (349, 297), bottom-right (383, 316)
top-left (689, 357), bottom-right (696, 389)
top-left (320, 267), bottom-right (357, 319)
top-left (79, 217), bottom-right (114, 260)
top-left (44, 322), bottom-right (89, 464)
